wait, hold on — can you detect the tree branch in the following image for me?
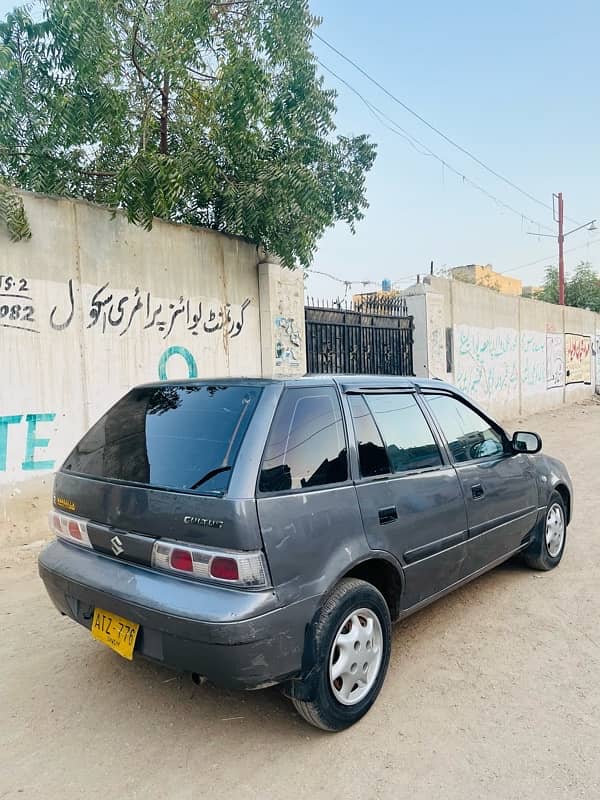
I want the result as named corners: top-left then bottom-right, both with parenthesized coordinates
top-left (186, 65), bottom-right (217, 81)
top-left (160, 72), bottom-right (169, 155)
top-left (131, 20), bottom-right (166, 100)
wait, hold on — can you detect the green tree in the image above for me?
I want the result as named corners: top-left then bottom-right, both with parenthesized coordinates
top-left (566, 261), bottom-right (600, 312)
top-left (536, 265), bottom-right (559, 304)
top-left (0, 0), bottom-right (376, 266)
top-left (536, 262), bottom-right (600, 311)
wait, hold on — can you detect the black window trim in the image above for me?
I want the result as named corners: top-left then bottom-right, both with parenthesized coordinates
top-left (346, 392), bottom-right (392, 481)
top-left (344, 387), bottom-right (415, 396)
top-left (256, 384), bottom-right (352, 497)
top-left (419, 390), bottom-right (512, 467)
top-left (350, 390), bottom-right (449, 485)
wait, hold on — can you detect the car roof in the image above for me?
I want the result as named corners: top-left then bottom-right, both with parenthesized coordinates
top-left (136, 375), bottom-right (457, 393)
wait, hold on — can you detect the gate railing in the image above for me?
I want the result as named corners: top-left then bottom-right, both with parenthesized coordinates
top-left (305, 296), bottom-right (414, 376)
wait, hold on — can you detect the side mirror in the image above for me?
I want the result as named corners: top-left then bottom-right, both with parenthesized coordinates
top-left (512, 431), bottom-right (542, 454)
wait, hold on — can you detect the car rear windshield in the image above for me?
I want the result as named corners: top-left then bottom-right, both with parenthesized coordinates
top-left (62, 384), bottom-right (261, 494)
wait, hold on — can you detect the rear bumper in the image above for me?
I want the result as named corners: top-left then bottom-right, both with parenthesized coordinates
top-left (38, 539), bottom-right (316, 690)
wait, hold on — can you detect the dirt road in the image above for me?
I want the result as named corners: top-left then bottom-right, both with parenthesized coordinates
top-left (2, 401), bottom-right (600, 800)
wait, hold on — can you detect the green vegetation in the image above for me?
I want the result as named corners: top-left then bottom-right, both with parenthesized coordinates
top-left (536, 262), bottom-right (600, 313)
top-left (0, 0), bottom-right (376, 266)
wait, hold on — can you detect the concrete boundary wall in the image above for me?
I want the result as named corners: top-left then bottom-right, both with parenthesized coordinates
top-left (0, 192), bottom-right (305, 537)
top-left (405, 276), bottom-right (600, 419)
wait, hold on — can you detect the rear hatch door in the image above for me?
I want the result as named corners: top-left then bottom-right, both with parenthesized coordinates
top-left (55, 383), bottom-right (264, 557)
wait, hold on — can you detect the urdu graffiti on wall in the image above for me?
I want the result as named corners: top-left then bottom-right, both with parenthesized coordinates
top-left (0, 273), bottom-right (252, 340)
top-left (50, 279), bottom-right (252, 339)
top-left (565, 333), bottom-right (591, 385)
top-left (454, 325), bottom-right (519, 401)
top-left (454, 325), bottom-right (594, 402)
top-left (546, 333), bottom-right (565, 389)
top-left (520, 331), bottom-right (546, 395)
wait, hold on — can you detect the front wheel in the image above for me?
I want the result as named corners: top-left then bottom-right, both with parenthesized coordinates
top-left (291, 578), bottom-right (392, 731)
top-left (522, 490), bottom-right (567, 571)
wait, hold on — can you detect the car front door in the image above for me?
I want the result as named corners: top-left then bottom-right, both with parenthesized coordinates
top-left (346, 391), bottom-right (470, 610)
top-left (422, 392), bottom-right (539, 577)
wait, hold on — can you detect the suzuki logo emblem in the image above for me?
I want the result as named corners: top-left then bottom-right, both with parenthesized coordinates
top-left (110, 535), bottom-right (124, 556)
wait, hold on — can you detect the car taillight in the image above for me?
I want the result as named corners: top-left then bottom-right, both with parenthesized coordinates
top-left (151, 541), bottom-right (269, 589)
top-left (210, 557), bottom-right (239, 581)
top-left (49, 511), bottom-right (92, 549)
top-left (170, 548), bottom-right (193, 572)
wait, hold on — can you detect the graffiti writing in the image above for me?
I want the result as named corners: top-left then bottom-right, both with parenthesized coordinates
top-left (454, 326), bottom-right (519, 402)
top-left (520, 331), bottom-right (546, 396)
top-left (565, 333), bottom-right (591, 384)
top-left (0, 413), bottom-right (56, 472)
top-left (546, 333), bottom-right (565, 389)
top-left (274, 316), bottom-right (301, 367)
top-left (49, 279), bottom-right (252, 340)
top-left (0, 274), bottom-right (37, 333)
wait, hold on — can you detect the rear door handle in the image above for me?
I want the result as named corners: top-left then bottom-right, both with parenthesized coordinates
top-left (378, 506), bottom-right (398, 525)
top-left (471, 484), bottom-right (485, 499)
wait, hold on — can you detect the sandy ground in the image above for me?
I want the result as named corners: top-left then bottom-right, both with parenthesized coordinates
top-left (1, 400), bottom-right (600, 800)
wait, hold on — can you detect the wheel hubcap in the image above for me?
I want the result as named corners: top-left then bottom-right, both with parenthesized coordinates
top-left (545, 503), bottom-right (565, 558)
top-left (328, 608), bottom-right (383, 706)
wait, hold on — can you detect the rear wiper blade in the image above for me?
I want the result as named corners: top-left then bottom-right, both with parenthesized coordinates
top-left (189, 466), bottom-right (232, 490)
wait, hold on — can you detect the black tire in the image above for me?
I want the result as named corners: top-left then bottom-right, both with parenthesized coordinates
top-left (291, 578), bottom-right (391, 732)
top-left (522, 490), bottom-right (567, 571)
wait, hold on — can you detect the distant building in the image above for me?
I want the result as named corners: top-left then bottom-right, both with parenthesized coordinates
top-left (451, 264), bottom-right (522, 296)
top-left (522, 285), bottom-right (542, 299)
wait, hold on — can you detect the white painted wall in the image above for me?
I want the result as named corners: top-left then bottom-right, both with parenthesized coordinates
top-left (0, 192), bottom-right (304, 532)
top-left (405, 276), bottom-right (600, 419)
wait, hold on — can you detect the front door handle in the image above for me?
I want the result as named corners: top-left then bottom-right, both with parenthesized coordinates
top-left (378, 506), bottom-right (398, 525)
top-left (471, 484), bottom-right (485, 499)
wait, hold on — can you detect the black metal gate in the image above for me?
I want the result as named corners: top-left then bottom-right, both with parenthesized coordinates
top-left (305, 295), bottom-right (414, 376)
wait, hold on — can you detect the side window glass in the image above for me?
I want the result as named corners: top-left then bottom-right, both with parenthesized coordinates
top-left (348, 395), bottom-right (391, 478)
top-left (364, 393), bottom-right (442, 473)
top-left (425, 394), bottom-right (505, 463)
top-left (259, 387), bottom-right (348, 493)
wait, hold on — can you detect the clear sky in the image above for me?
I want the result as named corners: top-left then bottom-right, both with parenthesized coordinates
top-left (307, 0), bottom-right (600, 298)
top-left (2, 0), bottom-right (599, 299)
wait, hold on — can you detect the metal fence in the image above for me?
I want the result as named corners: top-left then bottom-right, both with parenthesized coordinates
top-left (305, 297), bottom-right (414, 376)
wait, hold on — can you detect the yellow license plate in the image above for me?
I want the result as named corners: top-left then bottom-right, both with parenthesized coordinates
top-left (91, 608), bottom-right (139, 660)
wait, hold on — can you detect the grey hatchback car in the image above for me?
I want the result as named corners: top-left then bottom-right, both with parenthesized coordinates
top-left (39, 376), bottom-right (572, 730)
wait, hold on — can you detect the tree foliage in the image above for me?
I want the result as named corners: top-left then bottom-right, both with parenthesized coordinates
top-left (0, 0), bottom-right (376, 266)
top-left (537, 262), bottom-right (600, 313)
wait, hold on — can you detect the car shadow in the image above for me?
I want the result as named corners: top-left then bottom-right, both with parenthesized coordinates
top-left (44, 555), bottom-right (533, 737)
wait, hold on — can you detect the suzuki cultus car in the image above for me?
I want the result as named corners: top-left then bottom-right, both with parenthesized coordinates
top-left (39, 377), bottom-right (572, 730)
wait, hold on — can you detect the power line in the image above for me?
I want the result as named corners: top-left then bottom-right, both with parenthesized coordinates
top-left (317, 58), bottom-right (555, 234)
top-left (305, 267), bottom-right (378, 288)
top-left (501, 236), bottom-right (600, 275)
top-left (314, 31), bottom-right (583, 227)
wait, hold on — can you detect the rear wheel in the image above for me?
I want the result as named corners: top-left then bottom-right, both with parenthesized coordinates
top-left (522, 491), bottom-right (567, 571)
top-left (291, 578), bottom-right (391, 731)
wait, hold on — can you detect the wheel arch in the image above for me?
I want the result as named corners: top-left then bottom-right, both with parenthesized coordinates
top-left (553, 482), bottom-right (571, 524)
top-left (284, 555), bottom-right (404, 702)
top-left (342, 556), bottom-right (404, 622)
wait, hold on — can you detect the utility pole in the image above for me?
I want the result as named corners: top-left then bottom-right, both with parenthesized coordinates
top-left (557, 192), bottom-right (565, 305)
top-left (529, 196), bottom-right (595, 306)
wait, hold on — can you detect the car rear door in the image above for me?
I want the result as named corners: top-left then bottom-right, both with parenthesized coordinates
top-left (346, 390), bottom-right (470, 610)
top-left (422, 391), bottom-right (539, 576)
top-left (255, 385), bottom-right (366, 608)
